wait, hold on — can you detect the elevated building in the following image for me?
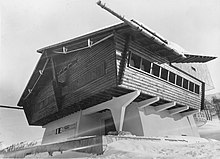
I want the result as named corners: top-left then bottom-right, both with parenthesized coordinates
top-left (18, 11), bottom-right (216, 144)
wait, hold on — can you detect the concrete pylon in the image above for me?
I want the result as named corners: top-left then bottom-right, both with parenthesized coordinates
top-left (83, 90), bottom-right (140, 131)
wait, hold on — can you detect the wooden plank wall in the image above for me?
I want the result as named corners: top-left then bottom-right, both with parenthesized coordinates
top-left (29, 34), bottom-right (117, 125)
top-left (55, 36), bottom-right (117, 109)
top-left (115, 33), bottom-right (202, 109)
top-left (31, 80), bottom-right (58, 124)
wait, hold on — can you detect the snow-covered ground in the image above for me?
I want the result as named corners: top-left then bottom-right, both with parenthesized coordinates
top-left (2, 116), bottom-right (220, 158)
top-left (199, 115), bottom-right (220, 141)
top-left (22, 136), bottom-right (220, 159)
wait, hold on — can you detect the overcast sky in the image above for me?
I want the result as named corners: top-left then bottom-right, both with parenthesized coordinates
top-left (0, 0), bottom-right (220, 147)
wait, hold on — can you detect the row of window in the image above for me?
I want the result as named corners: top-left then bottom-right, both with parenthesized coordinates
top-left (129, 53), bottom-right (200, 94)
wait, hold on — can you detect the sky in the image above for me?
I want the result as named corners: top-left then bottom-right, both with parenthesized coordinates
top-left (0, 0), bottom-right (220, 147)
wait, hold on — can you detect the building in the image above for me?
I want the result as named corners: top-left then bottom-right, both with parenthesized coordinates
top-left (17, 6), bottom-right (216, 144)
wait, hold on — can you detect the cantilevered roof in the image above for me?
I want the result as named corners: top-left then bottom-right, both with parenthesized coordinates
top-left (172, 54), bottom-right (217, 63)
top-left (37, 21), bottom-right (216, 64)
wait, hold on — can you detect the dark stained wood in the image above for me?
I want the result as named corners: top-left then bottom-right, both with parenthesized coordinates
top-left (22, 27), bottom-right (206, 126)
top-left (117, 35), bottom-right (131, 85)
top-left (115, 33), bottom-right (203, 110)
top-left (27, 34), bottom-right (118, 125)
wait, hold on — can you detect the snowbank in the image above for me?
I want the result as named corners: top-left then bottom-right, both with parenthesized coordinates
top-left (199, 115), bottom-right (220, 141)
top-left (99, 139), bottom-right (220, 159)
top-left (2, 135), bottom-right (220, 158)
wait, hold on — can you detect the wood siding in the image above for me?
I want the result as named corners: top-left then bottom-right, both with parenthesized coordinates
top-left (115, 33), bottom-right (202, 109)
top-left (31, 81), bottom-right (58, 123)
top-left (60, 38), bottom-right (117, 108)
top-left (29, 36), bottom-right (117, 125)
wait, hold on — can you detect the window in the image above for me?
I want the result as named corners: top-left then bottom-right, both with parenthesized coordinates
top-left (195, 84), bottom-right (200, 94)
top-left (169, 72), bottom-right (176, 84)
top-left (183, 79), bottom-right (189, 89)
top-left (55, 127), bottom-right (63, 134)
top-left (152, 63), bottom-right (160, 77)
top-left (141, 59), bottom-right (151, 73)
top-left (130, 53), bottom-right (141, 69)
top-left (176, 75), bottom-right (182, 87)
top-left (189, 81), bottom-right (194, 92)
top-left (161, 68), bottom-right (168, 80)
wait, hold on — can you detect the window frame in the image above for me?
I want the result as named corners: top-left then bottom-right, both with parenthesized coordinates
top-left (128, 52), bottom-right (201, 95)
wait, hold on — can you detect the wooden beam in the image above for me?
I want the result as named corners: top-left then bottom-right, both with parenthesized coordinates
top-left (50, 56), bottom-right (63, 110)
top-left (181, 109), bottom-right (199, 118)
top-left (169, 106), bottom-right (189, 116)
top-left (155, 101), bottom-right (176, 112)
top-left (138, 96), bottom-right (160, 109)
top-left (0, 105), bottom-right (23, 110)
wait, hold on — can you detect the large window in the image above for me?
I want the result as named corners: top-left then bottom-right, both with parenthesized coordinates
top-left (161, 68), bottom-right (168, 80)
top-left (141, 58), bottom-right (151, 73)
top-left (189, 82), bottom-right (194, 92)
top-left (195, 84), bottom-right (200, 94)
top-left (169, 72), bottom-right (176, 84)
top-left (129, 53), bottom-right (200, 95)
top-left (152, 63), bottom-right (160, 77)
top-left (176, 75), bottom-right (182, 87)
top-left (183, 79), bottom-right (189, 89)
top-left (130, 54), bottom-right (141, 69)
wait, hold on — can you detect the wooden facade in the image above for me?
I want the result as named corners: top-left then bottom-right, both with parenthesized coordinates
top-left (18, 23), bottom-right (215, 126)
top-left (115, 33), bottom-right (203, 110)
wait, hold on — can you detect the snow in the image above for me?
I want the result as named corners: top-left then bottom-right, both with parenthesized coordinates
top-left (199, 115), bottom-right (220, 141)
top-left (2, 117), bottom-right (220, 158)
top-left (16, 136), bottom-right (220, 159)
top-left (97, 139), bottom-right (220, 159)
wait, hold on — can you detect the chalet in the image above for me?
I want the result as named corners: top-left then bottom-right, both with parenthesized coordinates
top-left (17, 5), bottom-right (216, 144)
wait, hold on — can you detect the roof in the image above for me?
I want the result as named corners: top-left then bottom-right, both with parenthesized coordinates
top-left (172, 54), bottom-right (217, 63)
top-left (37, 21), bottom-right (216, 62)
top-left (37, 23), bottom-right (127, 53)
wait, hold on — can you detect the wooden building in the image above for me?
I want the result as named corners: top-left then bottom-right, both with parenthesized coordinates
top-left (18, 21), bottom-right (216, 144)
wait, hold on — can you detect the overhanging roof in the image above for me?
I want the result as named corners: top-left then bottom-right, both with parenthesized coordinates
top-left (36, 22), bottom-right (217, 64)
top-left (172, 54), bottom-right (217, 63)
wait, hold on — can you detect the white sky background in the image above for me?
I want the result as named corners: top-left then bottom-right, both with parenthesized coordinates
top-left (0, 0), bottom-right (220, 147)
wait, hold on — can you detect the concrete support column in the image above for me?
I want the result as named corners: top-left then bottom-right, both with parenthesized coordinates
top-left (83, 90), bottom-right (140, 131)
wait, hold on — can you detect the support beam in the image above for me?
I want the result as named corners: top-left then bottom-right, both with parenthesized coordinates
top-left (83, 90), bottom-right (140, 131)
top-left (169, 106), bottom-right (189, 116)
top-left (138, 97), bottom-right (160, 110)
top-left (155, 101), bottom-right (176, 112)
top-left (181, 109), bottom-right (199, 118)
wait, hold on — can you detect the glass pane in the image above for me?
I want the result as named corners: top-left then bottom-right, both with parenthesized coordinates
top-left (169, 72), bottom-right (176, 84)
top-left (183, 79), bottom-right (189, 89)
top-left (141, 59), bottom-right (151, 73)
top-left (161, 68), bottom-right (168, 80)
top-left (176, 75), bottom-right (182, 87)
top-left (189, 81), bottom-right (194, 92)
top-left (152, 63), bottom-right (160, 77)
top-left (195, 84), bottom-right (200, 94)
top-left (130, 53), bottom-right (141, 69)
